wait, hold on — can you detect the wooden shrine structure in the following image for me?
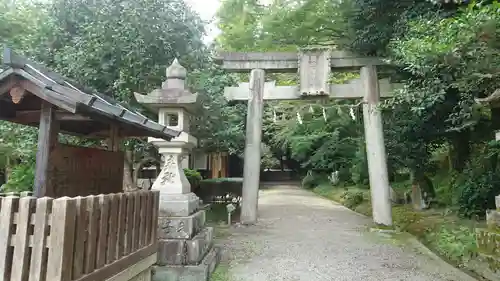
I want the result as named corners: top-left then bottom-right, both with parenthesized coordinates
top-left (0, 48), bottom-right (179, 281)
top-left (215, 48), bottom-right (401, 226)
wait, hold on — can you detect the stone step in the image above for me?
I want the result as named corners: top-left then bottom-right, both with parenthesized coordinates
top-left (159, 192), bottom-right (201, 217)
top-left (158, 210), bottom-right (206, 239)
top-left (158, 227), bottom-right (214, 266)
top-left (153, 246), bottom-right (221, 281)
top-left (186, 227), bottom-right (214, 264)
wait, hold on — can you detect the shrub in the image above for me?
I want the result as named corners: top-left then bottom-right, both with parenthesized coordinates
top-left (454, 170), bottom-right (500, 219)
top-left (392, 206), bottom-right (423, 231)
top-left (301, 172), bottom-right (316, 189)
top-left (195, 177), bottom-right (243, 203)
top-left (301, 171), bottom-right (328, 189)
top-left (184, 168), bottom-right (202, 191)
top-left (1, 163), bottom-right (34, 193)
top-left (424, 225), bottom-right (477, 267)
top-left (432, 172), bottom-right (459, 207)
top-left (350, 145), bottom-right (369, 186)
top-left (340, 190), bottom-right (364, 209)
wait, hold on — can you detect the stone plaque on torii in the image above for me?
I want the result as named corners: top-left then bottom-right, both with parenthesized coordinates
top-left (215, 48), bottom-right (401, 227)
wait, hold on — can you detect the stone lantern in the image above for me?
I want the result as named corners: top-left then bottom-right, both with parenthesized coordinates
top-left (135, 59), bottom-right (219, 280)
top-left (135, 58), bottom-right (198, 213)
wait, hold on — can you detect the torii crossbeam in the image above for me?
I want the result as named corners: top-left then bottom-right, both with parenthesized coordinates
top-left (215, 48), bottom-right (399, 227)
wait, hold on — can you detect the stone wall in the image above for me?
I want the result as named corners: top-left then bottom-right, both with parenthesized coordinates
top-left (476, 195), bottom-right (500, 278)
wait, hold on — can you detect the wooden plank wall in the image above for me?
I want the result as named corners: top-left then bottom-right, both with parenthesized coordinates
top-left (0, 191), bottom-right (159, 281)
top-left (210, 152), bottom-right (229, 179)
top-left (46, 144), bottom-right (125, 197)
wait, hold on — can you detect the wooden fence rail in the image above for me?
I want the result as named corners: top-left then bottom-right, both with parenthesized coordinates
top-left (0, 191), bottom-right (159, 281)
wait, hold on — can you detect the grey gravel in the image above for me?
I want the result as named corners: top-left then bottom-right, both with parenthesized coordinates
top-left (219, 184), bottom-right (477, 281)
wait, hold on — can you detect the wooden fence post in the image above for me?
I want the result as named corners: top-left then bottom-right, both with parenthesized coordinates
top-left (116, 193), bottom-right (126, 259)
top-left (0, 196), bottom-right (19, 281)
top-left (151, 191), bottom-right (159, 243)
top-left (107, 194), bottom-right (119, 264)
top-left (29, 197), bottom-right (52, 281)
top-left (138, 192), bottom-right (147, 247)
top-left (96, 195), bottom-right (110, 268)
top-left (46, 197), bottom-right (76, 281)
top-left (73, 197), bottom-right (88, 279)
top-left (84, 196), bottom-right (99, 274)
top-left (11, 196), bottom-right (36, 281)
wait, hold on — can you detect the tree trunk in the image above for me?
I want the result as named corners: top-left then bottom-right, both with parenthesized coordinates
top-left (450, 132), bottom-right (470, 172)
top-left (410, 170), bottom-right (436, 210)
top-left (410, 171), bottom-right (423, 210)
top-left (123, 149), bottom-right (136, 192)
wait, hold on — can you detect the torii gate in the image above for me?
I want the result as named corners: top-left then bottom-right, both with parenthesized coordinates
top-left (215, 48), bottom-right (400, 227)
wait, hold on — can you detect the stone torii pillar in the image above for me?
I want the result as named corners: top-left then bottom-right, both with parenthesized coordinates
top-left (135, 60), bottom-right (219, 281)
top-left (216, 48), bottom-right (401, 227)
top-left (241, 69), bottom-right (265, 225)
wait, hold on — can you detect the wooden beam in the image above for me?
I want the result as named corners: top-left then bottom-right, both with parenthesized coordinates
top-left (0, 70), bottom-right (16, 95)
top-left (0, 79), bottom-right (17, 97)
top-left (34, 101), bottom-right (59, 197)
top-left (19, 80), bottom-right (77, 113)
top-left (13, 110), bottom-right (92, 123)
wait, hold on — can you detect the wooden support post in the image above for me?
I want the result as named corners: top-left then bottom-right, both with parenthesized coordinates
top-left (240, 69), bottom-right (265, 225)
top-left (361, 65), bottom-right (393, 227)
top-left (107, 124), bottom-right (120, 152)
top-left (34, 101), bottom-right (59, 197)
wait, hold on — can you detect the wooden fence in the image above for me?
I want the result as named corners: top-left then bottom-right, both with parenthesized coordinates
top-left (0, 191), bottom-right (159, 281)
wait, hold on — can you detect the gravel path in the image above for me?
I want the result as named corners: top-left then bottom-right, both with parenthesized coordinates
top-left (219, 184), bottom-right (477, 281)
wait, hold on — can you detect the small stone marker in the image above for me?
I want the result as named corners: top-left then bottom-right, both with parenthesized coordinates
top-left (226, 203), bottom-right (237, 225)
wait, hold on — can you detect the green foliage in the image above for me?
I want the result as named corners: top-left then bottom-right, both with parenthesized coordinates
top-left (0, 122), bottom-right (38, 161)
top-left (392, 206), bottom-right (424, 231)
top-left (268, 101), bottom-right (362, 175)
top-left (0, 0), bottom-right (211, 186)
top-left (301, 171), bottom-right (326, 189)
top-left (431, 171), bottom-right (459, 207)
top-left (425, 225), bottom-right (477, 266)
top-left (260, 143), bottom-right (280, 170)
top-left (2, 163), bottom-right (35, 192)
top-left (216, 0), bottom-right (339, 50)
top-left (184, 168), bottom-right (202, 190)
top-left (48, 0), bottom-right (207, 102)
top-left (189, 66), bottom-right (246, 155)
top-left (335, 0), bottom-right (438, 55)
top-left (210, 264), bottom-right (232, 281)
top-left (454, 169), bottom-right (500, 218)
top-left (340, 190), bottom-right (364, 209)
top-left (349, 142), bottom-right (369, 186)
